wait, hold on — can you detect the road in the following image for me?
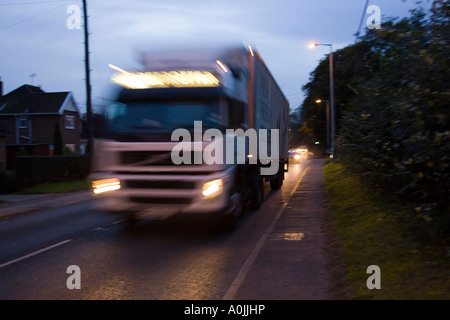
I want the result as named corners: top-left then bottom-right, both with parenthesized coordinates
top-left (0, 159), bottom-right (330, 301)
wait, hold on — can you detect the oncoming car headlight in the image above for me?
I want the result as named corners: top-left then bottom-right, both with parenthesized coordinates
top-left (92, 178), bottom-right (121, 195)
top-left (202, 179), bottom-right (223, 199)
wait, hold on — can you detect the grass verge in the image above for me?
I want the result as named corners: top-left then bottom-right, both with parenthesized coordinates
top-left (18, 180), bottom-right (90, 194)
top-left (324, 162), bottom-right (450, 299)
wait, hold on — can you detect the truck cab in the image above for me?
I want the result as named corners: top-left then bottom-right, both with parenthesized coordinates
top-left (90, 45), bottom-right (288, 231)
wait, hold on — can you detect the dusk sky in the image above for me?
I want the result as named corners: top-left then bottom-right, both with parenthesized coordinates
top-left (1, 0), bottom-right (433, 114)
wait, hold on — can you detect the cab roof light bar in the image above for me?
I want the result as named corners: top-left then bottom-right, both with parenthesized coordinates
top-left (109, 66), bottom-right (221, 89)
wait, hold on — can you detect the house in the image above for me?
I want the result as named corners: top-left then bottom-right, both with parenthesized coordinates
top-left (0, 82), bottom-right (81, 169)
top-left (0, 124), bottom-right (8, 169)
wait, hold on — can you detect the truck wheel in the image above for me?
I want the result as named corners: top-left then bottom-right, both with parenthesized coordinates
top-left (252, 175), bottom-right (264, 210)
top-left (221, 192), bottom-right (243, 233)
top-left (270, 167), bottom-right (284, 190)
top-left (269, 177), bottom-right (281, 189)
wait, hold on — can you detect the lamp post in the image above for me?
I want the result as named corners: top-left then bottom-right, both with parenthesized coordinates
top-left (308, 43), bottom-right (335, 162)
top-left (315, 99), bottom-right (330, 155)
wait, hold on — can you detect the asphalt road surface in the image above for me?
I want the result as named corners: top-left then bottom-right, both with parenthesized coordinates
top-left (0, 159), bottom-right (330, 301)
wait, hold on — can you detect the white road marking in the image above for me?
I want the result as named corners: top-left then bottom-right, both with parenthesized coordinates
top-left (0, 239), bottom-right (72, 269)
top-left (222, 166), bottom-right (309, 300)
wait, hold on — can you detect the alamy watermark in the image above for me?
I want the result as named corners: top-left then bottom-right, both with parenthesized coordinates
top-left (66, 4), bottom-right (381, 31)
top-left (171, 121), bottom-right (280, 175)
top-left (66, 265), bottom-right (81, 289)
top-left (367, 5), bottom-right (381, 30)
top-left (366, 265), bottom-right (381, 290)
top-left (65, 264), bottom-right (381, 291)
top-left (66, 5), bottom-right (81, 30)
top-left (67, 4), bottom-right (382, 31)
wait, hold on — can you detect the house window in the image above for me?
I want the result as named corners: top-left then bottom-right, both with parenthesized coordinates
top-left (65, 115), bottom-right (75, 129)
top-left (19, 116), bottom-right (28, 128)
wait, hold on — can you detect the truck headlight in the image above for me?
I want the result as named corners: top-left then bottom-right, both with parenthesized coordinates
top-left (92, 178), bottom-right (121, 195)
top-left (202, 179), bottom-right (223, 199)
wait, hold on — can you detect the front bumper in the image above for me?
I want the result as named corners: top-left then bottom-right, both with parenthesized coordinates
top-left (90, 170), bottom-right (233, 220)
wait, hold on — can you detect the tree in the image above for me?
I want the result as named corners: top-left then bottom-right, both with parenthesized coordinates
top-left (288, 110), bottom-right (302, 148)
top-left (80, 110), bottom-right (109, 140)
top-left (303, 1), bottom-right (449, 241)
top-left (299, 39), bottom-right (378, 153)
top-left (338, 2), bottom-right (450, 241)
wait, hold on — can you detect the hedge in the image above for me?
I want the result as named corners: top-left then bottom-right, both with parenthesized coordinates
top-left (15, 155), bottom-right (91, 190)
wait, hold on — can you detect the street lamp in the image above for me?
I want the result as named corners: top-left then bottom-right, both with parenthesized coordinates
top-left (315, 99), bottom-right (330, 155)
top-left (308, 42), bottom-right (335, 162)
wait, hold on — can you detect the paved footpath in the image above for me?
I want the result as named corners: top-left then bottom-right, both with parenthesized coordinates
top-left (227, 159), bottom-right (332, 300)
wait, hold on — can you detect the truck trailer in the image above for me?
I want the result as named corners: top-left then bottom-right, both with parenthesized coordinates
top-left (90, 44), bottom-right (289, 231)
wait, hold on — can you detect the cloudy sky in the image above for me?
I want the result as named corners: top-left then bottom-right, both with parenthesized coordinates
top-left (0, 0), bottom-right (433, 113)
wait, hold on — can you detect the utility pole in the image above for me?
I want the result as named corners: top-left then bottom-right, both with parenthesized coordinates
top-left (82, 0), bottom-right (93, 160)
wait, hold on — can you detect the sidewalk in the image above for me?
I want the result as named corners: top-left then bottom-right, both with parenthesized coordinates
top-left (0, 190), bottom-right (92, 221)
top-left (229, 159), bottom-right (332, 299)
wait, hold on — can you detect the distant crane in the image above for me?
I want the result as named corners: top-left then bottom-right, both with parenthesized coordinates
top-left (29, 73), bottom-right (36, 85)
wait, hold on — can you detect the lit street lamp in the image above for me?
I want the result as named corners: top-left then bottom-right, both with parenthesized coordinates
top-left (308, 42), bottom-right (335, 162)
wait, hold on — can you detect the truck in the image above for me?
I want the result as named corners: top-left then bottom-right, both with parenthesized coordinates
top-left (90, 44), bottom-right (289, 231)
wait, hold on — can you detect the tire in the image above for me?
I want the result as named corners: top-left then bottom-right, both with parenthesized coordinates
top-left (220, 191), bottom-right (243, 233)
top-left (269, 177), bottom-right (281, 189)
top-left (251, 169), bottom-right (264, 210)
top-left (270, 165), bottom-right (284, 190)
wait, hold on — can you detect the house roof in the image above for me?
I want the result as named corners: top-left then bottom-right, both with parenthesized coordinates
top-left (0, 85), bottom-right (78, 115)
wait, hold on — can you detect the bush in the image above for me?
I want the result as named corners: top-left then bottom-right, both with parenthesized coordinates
top-left (337, 4), bottom-right (450, 243)
top-left (0, 165), bottom-right (16, 193)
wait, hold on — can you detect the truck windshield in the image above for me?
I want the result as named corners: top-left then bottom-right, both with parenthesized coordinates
top-left (107, 100), bottom-right (221, 134)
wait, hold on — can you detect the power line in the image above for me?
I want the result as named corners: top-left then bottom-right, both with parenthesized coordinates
top-left (355, 0), bottom-right (370, 41)
top-left (0, 0), bottom-right (70, 6)
top-left (0, 1), bottom-right (71, 31)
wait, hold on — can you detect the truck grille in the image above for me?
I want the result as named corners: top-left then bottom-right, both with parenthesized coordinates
top-left (129, 197), bottom-right (192, 204)
top-left (126, 180), bottom-right (196, 189)
top-left (120, 151), bottom-right (204, 166)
